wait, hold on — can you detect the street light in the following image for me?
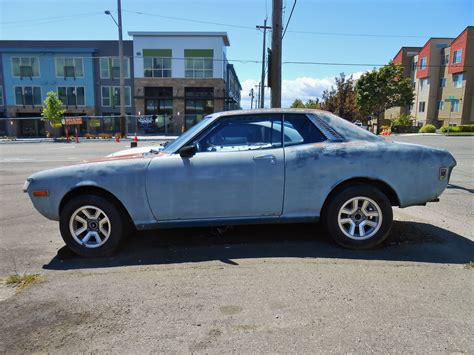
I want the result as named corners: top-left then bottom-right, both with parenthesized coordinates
top-left (105, 2), bottom-right (126, 138)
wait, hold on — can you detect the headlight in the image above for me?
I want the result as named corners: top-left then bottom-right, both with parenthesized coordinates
top-left (22, 178), bottom-right (32, 192)
top-left (439, 167), bottom-right (448, 180)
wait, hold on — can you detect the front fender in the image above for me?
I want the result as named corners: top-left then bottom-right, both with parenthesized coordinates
top-left (25, 158), bottom-right (156, 225)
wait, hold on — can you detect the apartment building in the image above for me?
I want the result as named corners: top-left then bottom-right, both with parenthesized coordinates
top-left (385, 26), bottom-right (473, 127)
top-left (0, 32), bottom-right (241, 137)
top-left (129, 31), bottom-right (241, 134)
top-left (384, 46), bottom-right (421, 121)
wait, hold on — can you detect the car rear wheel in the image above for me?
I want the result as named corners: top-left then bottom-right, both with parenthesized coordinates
top-left (59, 195), bottom-right (126, 257)
top-left (323, 184), bottom-right (393, 249)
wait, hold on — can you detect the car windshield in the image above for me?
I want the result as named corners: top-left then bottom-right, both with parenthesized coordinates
top-left (162, 115), bottom-right (215, 153)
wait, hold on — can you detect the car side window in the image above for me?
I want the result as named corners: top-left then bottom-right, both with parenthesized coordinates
top-left (283, 114), bottom-right (327, 146)
top-left (193, 114), bottom-right (283, 152)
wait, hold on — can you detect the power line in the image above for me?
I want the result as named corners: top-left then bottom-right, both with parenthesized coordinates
top-left (1, 8), bottom-right (434, 39)
top-left (123, 9), bottom-right (432, 39)
top-left (285, 29), bottom-right (427, 38)
top-left (122, 9), bottom-right (256, 31)
top-left (0, 11), bottom-right (102, 25)
top-left (282, 60), bottom-right (473, 68)
top-left (282, 0), bottom-right (297, 39)
top-left (0, 12), bottom-right (104, 28)
top-left (0, 52), bottom-right (467, 68)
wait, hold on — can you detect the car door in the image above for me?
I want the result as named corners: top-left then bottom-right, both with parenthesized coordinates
top-left (282, 113), bottom-right (330, 218)
top-left (146, 113), bottom-right (285, 221)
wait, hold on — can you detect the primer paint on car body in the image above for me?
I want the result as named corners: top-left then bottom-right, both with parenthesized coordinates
top-left (24, 109), bottom-right (456, 230)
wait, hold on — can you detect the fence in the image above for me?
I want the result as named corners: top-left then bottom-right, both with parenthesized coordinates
top-left (0, 115), bottom-right (183, 138)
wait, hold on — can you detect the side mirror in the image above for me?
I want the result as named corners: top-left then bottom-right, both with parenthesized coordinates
top-left (179, 145), bottom-right (197, 158)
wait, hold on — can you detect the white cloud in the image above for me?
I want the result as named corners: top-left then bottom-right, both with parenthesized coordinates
top-left (240, 72), bottom-right (366, 109)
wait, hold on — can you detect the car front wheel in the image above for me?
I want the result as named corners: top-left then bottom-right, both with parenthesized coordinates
top-left (59, 195), bottom-right (126, 257)
top-left (324, 184), bottom-right (393, 249)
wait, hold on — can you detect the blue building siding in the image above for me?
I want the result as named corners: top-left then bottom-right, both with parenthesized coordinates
top-left (1, 49), bottom-right (95, 107)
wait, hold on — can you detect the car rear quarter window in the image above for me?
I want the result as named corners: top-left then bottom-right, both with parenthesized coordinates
top-left (283, 114), bottom-right (327, 146)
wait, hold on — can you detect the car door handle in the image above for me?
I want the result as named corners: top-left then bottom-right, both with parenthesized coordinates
top-left (253, 154), bottom-right (277, 164)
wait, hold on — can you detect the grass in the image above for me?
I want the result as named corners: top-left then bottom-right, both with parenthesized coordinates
top-left (465, 262), bottom-right (474, 269)
top-left (443, 132), bottom-right (474, 136)
top-left (5, 273), bottom-right (42, 289)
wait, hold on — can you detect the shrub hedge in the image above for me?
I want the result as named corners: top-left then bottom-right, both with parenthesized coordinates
top-left (419, 124), bottom-right (436, 133)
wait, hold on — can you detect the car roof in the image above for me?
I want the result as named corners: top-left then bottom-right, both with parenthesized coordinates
top-left (212, 108), bottom-right (328, 118)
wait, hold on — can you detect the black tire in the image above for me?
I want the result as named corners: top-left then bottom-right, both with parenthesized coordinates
top-left (59, 194), bottom-right (127, 257)
top-left (323, 184), bottom-right (393, 249)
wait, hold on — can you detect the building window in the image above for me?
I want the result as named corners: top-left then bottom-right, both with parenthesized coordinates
top-left (437, 101), bottom-right (444, 111)
top-left (439, 78), bottom-right (446, 88)
top-left (101, 86), bottom-right (131, 107)
top-left (451, 100), bottom-right (460, 113)
top-left (419, 78), bottom-right (429, 91)
top-left (185, 49), bottom-right (213, 78)
top-left (57, 86), bottom-right (85, 106)
top-left (143, 57), bottom-right (171, 78)
top-left (185, 87), bottom-right (214, 129)
top-left (411, 61), bottom-right (417, 72)
top-left (452, 49), bottom-right (462, 64)
top-left (14, 86), bottom-right (42, 105)
top-left (11, 57), bottom-right (40, 77)
top-left (441, 53), bottom-right (449, 65)
top-left (453, 73), bottom-right (464, 88)
top-left (419, 57), bottom-right (427, 70)
top-left (0, 86), bottom-right (3, 106)
top-left (99, 57), bottom-right (130, 79)
top-left (418, 101), bottom-right (425, 113)
top-left (55, 57), bottom-right (84, 78)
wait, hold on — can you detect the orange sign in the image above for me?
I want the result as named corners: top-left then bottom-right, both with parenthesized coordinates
top-left (63, 117), bottom-right (83, 125)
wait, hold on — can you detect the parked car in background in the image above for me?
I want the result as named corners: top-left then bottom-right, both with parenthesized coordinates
top-left (24, 109), bottom-right (456, 257)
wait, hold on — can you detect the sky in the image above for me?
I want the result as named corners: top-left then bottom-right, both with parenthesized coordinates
top-left (1, 0), bottom-right (472, 108)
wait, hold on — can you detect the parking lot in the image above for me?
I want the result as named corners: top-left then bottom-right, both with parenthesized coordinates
top-left (0, 136), bottom-right (473, 352)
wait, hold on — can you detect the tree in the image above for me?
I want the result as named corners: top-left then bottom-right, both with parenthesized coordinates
top-left (290, 98), bottom-right (321, 109)
top-left (41, 91), bottom-right (65, 135)
top-left (355, 62), bottom-right (414, 133)
top-left (321, 73), bottom-right (360, 121)
top-left (290, 98), bottom-right (305, 108)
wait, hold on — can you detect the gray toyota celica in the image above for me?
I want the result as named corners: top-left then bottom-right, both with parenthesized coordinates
top-left (23, 109), bottom-right (456, 257)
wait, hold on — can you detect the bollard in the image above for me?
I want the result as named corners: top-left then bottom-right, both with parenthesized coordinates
top-left (75, 127), bottom-right (79, 143)
top-left (65, 127), bottom-right (69, 143)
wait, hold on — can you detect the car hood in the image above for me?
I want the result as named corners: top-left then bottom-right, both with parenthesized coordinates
top-left (107, 145), bottom-right (164, 157)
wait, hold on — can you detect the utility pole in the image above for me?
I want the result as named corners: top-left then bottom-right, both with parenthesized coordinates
top-left (117, 0), bottom-right (126, 137)
top-left (249, 88), bottom-right (255, 109)
top-left (255, 84), bottom-right (260, 109)
top-left (270, 0), bottom-right (283, 108)
top-left (257, 19), bottom-right (271, 109)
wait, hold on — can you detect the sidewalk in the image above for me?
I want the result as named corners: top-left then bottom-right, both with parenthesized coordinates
top-left (0, 135), bottom-right (178, 144)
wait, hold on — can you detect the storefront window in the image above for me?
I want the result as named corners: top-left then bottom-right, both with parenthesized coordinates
top-left (185, 87), bottom-right (214, 129)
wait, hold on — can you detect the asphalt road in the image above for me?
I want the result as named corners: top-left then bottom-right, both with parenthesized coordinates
top-left (0, 136), bottom-right (473, 353)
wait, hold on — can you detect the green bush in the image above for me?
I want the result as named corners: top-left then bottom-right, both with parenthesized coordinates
top-left (459, 124), bottom-right (474, 132)
top-left (391, 114), bottom-right (413, 128)
top-left (440, 125), bottom-right (461, 133)
top-left (419, 124), bottom-right (436, 133)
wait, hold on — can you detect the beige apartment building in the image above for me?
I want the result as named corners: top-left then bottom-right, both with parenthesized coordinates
top-left (385, 26), bottom-right (474, 127)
